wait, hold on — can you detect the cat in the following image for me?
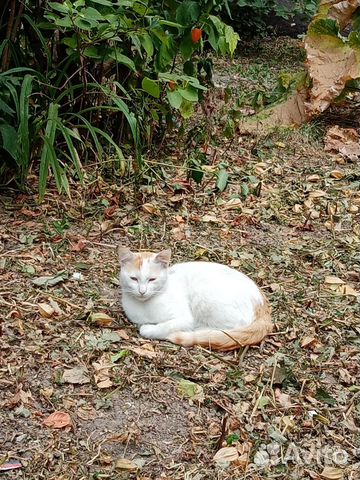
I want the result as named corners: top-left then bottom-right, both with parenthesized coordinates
top-left (119, 247), bottom-right (273, 351)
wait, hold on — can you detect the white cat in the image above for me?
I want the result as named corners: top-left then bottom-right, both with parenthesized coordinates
top-left (119, 248), bottom-right (272, 351)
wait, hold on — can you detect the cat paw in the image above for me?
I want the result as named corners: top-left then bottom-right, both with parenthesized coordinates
top-left (140, 324), bottom-right (161, 339)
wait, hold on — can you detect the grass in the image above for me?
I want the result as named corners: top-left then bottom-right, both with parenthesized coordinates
top-left (0, 36), bottom-right (359, 479)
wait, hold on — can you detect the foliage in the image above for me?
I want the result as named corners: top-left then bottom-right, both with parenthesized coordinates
top-left (0, 0), bottom-right (239, 197)
top-left (218, 0), bottom-right (319, 37)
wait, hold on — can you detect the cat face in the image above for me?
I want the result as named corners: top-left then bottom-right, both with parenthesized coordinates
top-left (119, 248), bottom-right (171, 301)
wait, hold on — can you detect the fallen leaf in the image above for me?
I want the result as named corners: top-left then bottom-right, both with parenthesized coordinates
top-left (301, 336), bottom-right (322, 349)
top-left (115, 458), bottom-right (138, 471)
top-left (32, 271), bottom-right (68, 287)
top-left (38, 303), bottom-right (55, 318)
top-left (320, 466), bottom-right (344, 479)
top-left (307, 174), bottom-right (321, 182)
top-left (93, 357), bottom-right (113, 389)
top-left (309, 190), bottom-right (327, 199)
top-left (201, 214), bottom-right (220, 223)
top-left (127, 345), bottom-right (158, 359)
top-left (275, 388), bottom-right (292, 408)
top-left (89, 312), bottom-right (114, 327)
top-left (338, 368), bottom-right (353, 384)
top-left (43, 411), bottom-right (72, 429)
top-left (223, 198), bottom-right (242, 210)
top-left (281, 416), bottom-right (296, 430)
top-left (330, 169), bottom-right (344, 179)
top-left (142, 203), bottom-right (160, 216)
top-left (70, 239), bottom-right (87, 252)
top-left (114, 329), bottom-right (130, 340)
top-left (62, 366), bottom-right (90, 384)
top-left (213, 446), bottom-right (239, 465)
top-left (230, 259), bottom-right (241, 267)
top-left (177, 379), bottom-right (205, 403)
top-left (77, 406), bottom-right (97, 420)
top-left (324, 276), bottom-right (359, 296)
top-left (324, 126), bottom-right (360, 161)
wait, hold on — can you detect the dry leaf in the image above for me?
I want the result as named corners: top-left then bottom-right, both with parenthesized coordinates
top-left (308, 174), bottom-right (321, 182)
top-left (325, 126), bottom-right (360, 161)
top-left (309, 190), bottom-right (327, 199)
top-left (281, 416), bottom-right (296, 430)
top-left (115, 458), bottom-right (138, 471)
top-left (77, 406), bottom-right (97, 420)
top-left (62, 366), bottom-right (90, 384)
top-left (38, 303), bottom-right (55, 318)
top-left (89, 312), bottom-right (114, 327)
top-left (127, 345), bottom-right (158, 359)
top-left (320, 466), bottom-right (344, 479)
top-left (43, 411), bottom-right (72, 429)
top-left (70, 239), bottom-right (87, 252)
top-left (213, 446), bottom-right (239, 464)
top-left (324, 276), bottom-right (359, 296)
top-left (330, 169), bottom-right (344, 179)
top-left (201, 214), bottom-right (220, 223)
top-left (230, 259), bottom-right (241, 267)
top-left (142, 203), bottom-right (160, 216)
top-left (223, 198), bottom-right (242, 210)
top-left (275, 388), bottom-right (292, 408)
top-left (301, 336), bottom-right (322, 349)
top-left (114, 329), bottom-right (130, 340)
top-left (93, 358), bottom-right (113, 389)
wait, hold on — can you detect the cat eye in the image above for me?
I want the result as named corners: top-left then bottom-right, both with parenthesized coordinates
top-left (130, 276), bottom-right (138, 282)
top-left (148, 278), bottom-right (156, 282)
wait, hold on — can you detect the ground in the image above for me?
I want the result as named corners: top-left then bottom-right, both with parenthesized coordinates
top-left (0, 38), bottom-right (359, 480)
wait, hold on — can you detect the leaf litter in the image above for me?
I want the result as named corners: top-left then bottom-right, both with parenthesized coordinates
top-left (0, 37), bottom-right (359, 480)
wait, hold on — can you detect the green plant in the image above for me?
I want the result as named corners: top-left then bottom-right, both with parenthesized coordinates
top-left (0, 0), bottom-right (239, 197)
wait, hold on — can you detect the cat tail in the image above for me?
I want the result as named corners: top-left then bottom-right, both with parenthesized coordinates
top-left (167, 298), bottom-right (273, 352)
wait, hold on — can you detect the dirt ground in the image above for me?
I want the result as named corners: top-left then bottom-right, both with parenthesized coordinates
top-left (0, 38), bottom-right (359, 480)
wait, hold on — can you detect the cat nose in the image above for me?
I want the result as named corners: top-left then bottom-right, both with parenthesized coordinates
top-left (139, 287), bottom-right (147, 295)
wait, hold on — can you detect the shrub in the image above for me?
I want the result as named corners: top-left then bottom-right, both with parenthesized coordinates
top-left (0, 0), bottom-right (239, 197)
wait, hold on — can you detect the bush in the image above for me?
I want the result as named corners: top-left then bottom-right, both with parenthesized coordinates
top-left (0, 0), bottom-right (239, 197)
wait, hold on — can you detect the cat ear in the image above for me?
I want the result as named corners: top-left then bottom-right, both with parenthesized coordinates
top-left (154, 249), bottom-right (171, 266)
top-left (118, 247), bottom-right (133, 264)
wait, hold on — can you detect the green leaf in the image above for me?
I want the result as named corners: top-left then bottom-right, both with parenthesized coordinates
top-left (111, 350), bottom-right (130, 362)
top-left (0, 98), bottom-right (15, 116)
top-left (349, 31), bottom-right (360, 49)
top-left (224, 25), bottom-right (239, 56)
top-left (108, 50), bottom-right (136, 70)
top-left (139, 33), bottom-right (154, 57)
top-left (216, 169), bottom-right (228, 191)
top-left (142, 77), bottom-right (160, 98)
top-left (83, 46), bottom-right (102, 58)
top-left (183, 60), bottom-right (195, 76)
top-left (177, 379), bottom-right (204, 402)
top-left (179, 99), bottom-right (194, 118)
top-left (315, 387), bottom-right (336, 406)
top-left (32, 271), bottom-right (69, 287)
top-left (62, 36), bottom-right (78, 49)
top-left (74, 17), bottom-right (97, 30)
top-left (226, 434), bottom-right (240, 446)
top-left (18, 75), bottom-right (33, 174)
top-left (48, 2), bottom-right (70, 13)
top-left (176, 1), bottom-right (200, 26)
top-left (55, 17), bottom-right (73, 28)
top-left (90, 0), bottom-right (113, 5)
top-left (0, 124), bottom-right (18, 160)
top-left (39, 102), bottom-right (59, 200)
top-left (209, 15), bottom-right (225, 35)
top-left (179, 32), bottom-right (195, 61)
top-left (178, 86), bottom-right (198, 102)
top-left (167, 90), bottom-right (182, 109)
top-left (80, 6), bottom-right (104, 21)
